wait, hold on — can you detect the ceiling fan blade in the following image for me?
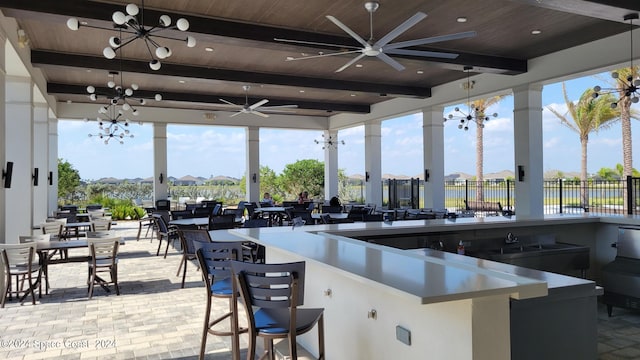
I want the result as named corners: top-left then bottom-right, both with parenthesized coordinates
top-left (230, 111), bottom-right (242, 117)
top-left (376, 53), bottom-right (405, 71)
top-left (262, 104), bottom-right (298, 109)
top-left (251, 110), bottom-right (270, 118)
top-left (274, 38), bottom-right (360, 50)
top-left (335, 53), bottom-right (367, 73)
top-left (385, 31), bottom-right (477, 50)
top-left (219, 98), bottom-right (239, 107)
top-left (249, 99), bottom-right (269, 110)
top-left (326, 15), bottom-right (370, 48)
top-left (374, 12), bottom-right (427, 48)
top-left (385, 48), bottom-right (459, 59)
top-left (286, 49), bottom-right (363, 61)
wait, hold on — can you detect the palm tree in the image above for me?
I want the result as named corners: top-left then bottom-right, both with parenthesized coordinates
top-left (547, 83), bottom-right (620, 208)
top-left (470, 96), bottom-right (505, 202)
top-left (611, 66), bottom-right (639, 179)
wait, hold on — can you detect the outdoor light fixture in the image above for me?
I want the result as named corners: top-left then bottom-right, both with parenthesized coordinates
top-left (424, 169), bottom-right (430, 182)
top-left (32, 167), bottom-right (39, 186)
top-left (592, 13), bottom-right (640, 108)
top-left (86, 71), bottom-right (162, 116)
top-left (48, 171), bottom-right (53, 186)
top-left (518, 165), bottom-right (525, 182)
top-left (314, 134), bottom-right (345, 150)
top-left (87, 104), bottom-right (134, 145)
top-left (159, 173), bottom-right (164, 184)
top-left (365, 171), bottom-right (370, 182)
top-left (252, 173), bottom-right (257, 183)
top-left (444, 66), bottom-right (498, 131)
top-left (66, 0), bottom-right (196, 71)
top-left (2, 161), bottom-right (13, 189)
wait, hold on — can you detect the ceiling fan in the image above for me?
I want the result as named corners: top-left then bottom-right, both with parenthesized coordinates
top-left (219, 85), bottom-right (298, 118)
top-left (275, 1), bottom-right (476, 72)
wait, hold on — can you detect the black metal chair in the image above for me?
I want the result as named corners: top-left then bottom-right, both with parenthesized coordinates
top-left (176, 229), bottom-right (211, 288)
top-left (362, 213), bottom-right (384, 222)
top-left (152, 213), bottom-right (179, 258)
top-left (156, 199), bottom-right (171, 211)
top-left (230, 260), bottom-right (325, 360)
top-left (171, 210), bottom-right (193, 220)
top-left (209, 214), bottom-right (237, 230)
top-left (193, 207), bottom-right (213, 217)
top-left (321, 205), bottom-right (342, 213)
top-left (194, 241), bottom-right (247, 360)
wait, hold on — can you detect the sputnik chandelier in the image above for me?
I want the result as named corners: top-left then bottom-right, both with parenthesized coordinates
top-left (87, 104), bottom-right (134, 145)
top-left (66, 0), bottom-right (196, 70)
top-left (86, 71), bottom-right (162, 116)
top-left (592, 13), bottom-right (640, 108)
top-left (443, 66), bottom-right (497, 131)
top-left (314, 134), bottom-right (345, 150)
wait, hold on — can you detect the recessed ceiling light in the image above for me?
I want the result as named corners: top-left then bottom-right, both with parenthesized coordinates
top-left (350, 94), bottom-right (356, 97)
top-left (355, 64), bottom-right (363, 68)
top-left (531, 29), bottom-right (542, 35)
top-left (417, 70), bottom-right (424, 74)
top-left (456, 17), bottom-right (467, 23)
top-left (66, 100), bottom-right (72, 103)
top-left (301, 52), bottom-right (308, 57)
top-left (178, 80), bottom-right (186, 84)
top-left (80, 21), bottom-right (88, 26)
top-left (204, 47), bottom-right (214, 52)
top-left (286, 56), bottom-right (295, 61)
top-left (299, 90), bottom-right (305, 93)
top-left (86, 69), bottom-right (92, 72)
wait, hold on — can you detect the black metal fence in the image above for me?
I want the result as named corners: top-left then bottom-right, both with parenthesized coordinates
top-left (442, 177), bottom-right (640, 216)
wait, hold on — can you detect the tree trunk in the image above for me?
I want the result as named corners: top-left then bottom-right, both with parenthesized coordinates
top-left (580, 136), bottom-right (589, 208)
top-left (476, 119), bottom-right (484, 202)
top-left (620, 96), bottom-right (632, 210)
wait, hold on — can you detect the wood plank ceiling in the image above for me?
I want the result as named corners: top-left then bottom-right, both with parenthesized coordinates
top-left (0, 0), bottom-right (637, 118)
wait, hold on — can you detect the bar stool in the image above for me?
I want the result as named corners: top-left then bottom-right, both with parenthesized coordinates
top-left (194, 241), bottom-right (248, 360)
top-left (230, 260), bottom-right (325, 360)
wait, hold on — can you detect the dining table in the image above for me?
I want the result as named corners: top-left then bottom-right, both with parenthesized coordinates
top-left (36, 237), bottom-right (125, 295)
top-left (169, 217), bottom-right (209, 228)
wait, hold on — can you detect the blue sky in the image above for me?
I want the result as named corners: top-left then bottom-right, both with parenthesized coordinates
top-left (58, 72), bottom-right (640, 180)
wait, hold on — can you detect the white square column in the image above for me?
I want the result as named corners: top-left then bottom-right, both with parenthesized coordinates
top-left (422, 106), bottom-right (445, 210)
top-left (513, 84), bottom-right (544, 219)
top-left (246, 126), bottom-right (260, 202)
top-left (364, 121), bottom-right (382, 207)
top-left (32, 102), bottom-right (49, 224)
top-left (153, 123), bottom-right (168, 203)
top-left (47, 116), bottom-right (58, 217)
top-left (5, 75), bottom-right (34, 243)
top-left (323, 130), bottom-right (339, 202)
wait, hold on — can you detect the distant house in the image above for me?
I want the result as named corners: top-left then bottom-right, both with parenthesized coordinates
top-left (97, 177), bottom-right (122, 185)
top-left (174, 175), bottom-right (204, 186)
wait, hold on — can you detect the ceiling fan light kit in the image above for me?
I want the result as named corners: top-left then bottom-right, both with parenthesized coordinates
top-left (276, 1), bottom-right (476, 72)
top-left (66, 0), bottom-right (196, 71)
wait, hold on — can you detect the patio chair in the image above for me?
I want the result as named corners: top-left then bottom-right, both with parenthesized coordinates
top-left (176, 229), bottom-right (211, 288)
top-left (19, 234), bottom-right (51, 296)
top-left (91, 218), bottom-right (112, 232)
top-left (87, 237), bottom-right (120, 299)
top-left (40, 221), bottom-right (66, 260)
top-left (0, 243), bottom-right (41, 308)
top-left (208, 214), bottom-right (237, 230)
top-left (152, 213), bottom-right (180, 258)
top-left (230, 260), bottom-right (325, 360)
top-left (194, 241), bottom-right (247, 360)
